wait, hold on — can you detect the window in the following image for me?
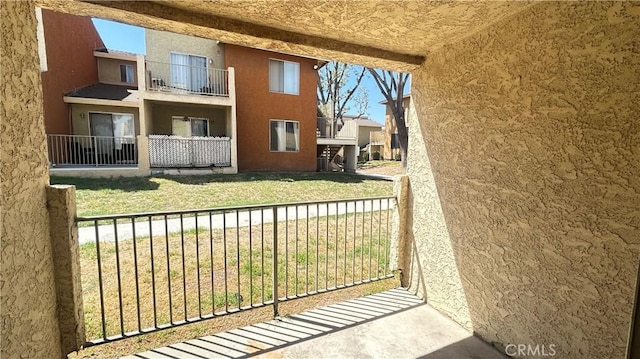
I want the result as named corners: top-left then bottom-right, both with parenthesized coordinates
top-left (391, 134), bottom-right (400, 149)
top-left (170, 53), bottom-right (208, 92)
top-left (270, 120), bottom-right (299, 152)
top-left (89, 112), bottom-right (135, 151)
top-left (269, 59), bottom-right (300, 95)
top-left (120, 64), bottom-right (134, 83)
top-left (172, 116), bottom-right (210, 137)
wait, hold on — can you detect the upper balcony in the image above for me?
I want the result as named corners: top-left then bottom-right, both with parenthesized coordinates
top-left (143, 60), bottom-right (233, 105)
top-left (370, 130), bottom-right (385, 146)
top-left (316, 117), bottom-right (358, 146)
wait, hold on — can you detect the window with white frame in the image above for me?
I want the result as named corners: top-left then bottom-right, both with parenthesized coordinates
top-left (270, 120), bottom-right (299, 152)
top-left (170, 53), bottom-right (208, 92)
top-left (172, 116), bottom-right (210, 137)
top-left (120, 64), bottom-right (134, 83)
top-left (269, 59), bottom-right (300, 95)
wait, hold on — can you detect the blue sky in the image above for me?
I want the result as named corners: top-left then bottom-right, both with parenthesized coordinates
top-left (92, 19), bottom-right (400, 124)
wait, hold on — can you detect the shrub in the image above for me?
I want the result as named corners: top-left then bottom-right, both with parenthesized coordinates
top-left (372, 151), bottom-right (381, 160)
top-left (394, 152), bottom-right (402, 161)
top-left (361, 152), bottom-right (370, 162)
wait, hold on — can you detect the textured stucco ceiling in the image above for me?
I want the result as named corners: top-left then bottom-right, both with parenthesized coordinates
top-left (158, 0), bottom-right (532, 57)
top-left (40, 0), bottom-right (534, 70)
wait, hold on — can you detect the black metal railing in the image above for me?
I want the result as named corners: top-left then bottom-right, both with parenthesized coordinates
top-left (76, 196), bottom-right (396, 346)
top-left (48, 134), bottom-right (138, 168)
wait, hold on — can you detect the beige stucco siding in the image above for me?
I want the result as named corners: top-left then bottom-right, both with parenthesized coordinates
top-left (409, 2), bottom-right (639, 358)
top-left (149, 103), bottom-right (228, 136)
top-left (70, 104), bottom-right (141, 136)
top-left (1, 1), bottom-right (62, 358)
top-left (97, 57), bottom-right (138, 86)
top-left (357, 126), bottom-right (381, 148)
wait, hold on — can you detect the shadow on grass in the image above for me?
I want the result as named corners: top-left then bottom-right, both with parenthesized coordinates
top-left (50, 176), bottom-right (160, 191)
top-left (162, 172), bottom-right (389, 185)
top-left (50, 172), bottom-right (389, 191)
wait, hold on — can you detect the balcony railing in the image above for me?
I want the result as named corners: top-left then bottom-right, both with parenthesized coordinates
top-left (145, 60), bottom-right (229, 97)
top-left (149, 135), bottom-right (231, 168)
top-left (370, 130), bottom-right (385, 145)
top-left (317, 117), bottom-right (357, 139)
top-left (76, 197), bottom-right (396, 346)
top-left (47, 134), bottom-right (138, 167)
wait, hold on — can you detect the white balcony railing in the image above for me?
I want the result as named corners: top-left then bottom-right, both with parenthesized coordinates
top-left (47, 134), bottom-right (138, 167)
top-left (149, 135), bottom-right (231, 168)
top-left (145, 60), bottom-right (229, 97)
top-left (370, 130), bottom-right (385, 145)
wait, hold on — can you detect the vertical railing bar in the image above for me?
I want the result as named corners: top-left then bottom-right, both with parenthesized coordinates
top-left (180, 214), bottom-right (187, 321)
top-left (223, 211), bottom-right (228, 312)
top-left (195, 214), bottom-right (202, 318)
top-left (94, 220), bottom-right (107, 340)
top-left (249, 210), bottom-right (253, 307)
top-left (149, 215), bottom-right (158, 328)
top-left (378, 199), bottom-right (382, 279)
top-left (344, 201), bottom-right (348, 286)
top-left (236, 210), bottom-right (240, 310)
top-left (306, 204), bottom-right (309, 295)
top-left (369, 199), bottom-right (374, 280)
top-left (361, 200), bottom-right (365, 282)
top-left (261, 209), bottom-right (265, 304)
top-left (325, 203), bottom-right (329, 290)
top-left (209, 211), bottom-right (215, 315)
top-left (295, 206), bottom-right (298, 296)
top-left (164, 215), bottom-right (173, 324)
top-left (131, 218), bottom-right (141, 332)
top-left (113, 219), bottom-right (125, 336)
top-left (334, 202), bottom-right (338, 288)
top-left (285, 206), bottom-right (289, 298)
top-left (352, 200), bottom-right (356, 285)
top-left (272, 206), bottom-right (279, 317)
top-left (386, 198), bottom-right (390, 276)
top-left (316, 203), bottom-right (319, 292)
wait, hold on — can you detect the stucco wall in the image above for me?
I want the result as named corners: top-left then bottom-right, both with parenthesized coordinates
top-left (149, 102), bottom-right (228, 136)
top-left (70, 104), bottom-right (141, 136)
top-left (40, 9), bottom-right (104, 135)
top-left (97, 57), bottom-right (138, 86)
top-left (357, 125), bottom-right (381, 148)
top-left (408, 2), bottom-right (639, 357)
top-left (224, 45), bottom-right (317, 172)
top-left (1, 1), bottom-right (62, 358)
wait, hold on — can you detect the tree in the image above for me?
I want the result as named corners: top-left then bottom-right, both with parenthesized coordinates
top-left (317, 62), bottom-right (368, 135)
top-left (368, 69), bottom-right (410, 167)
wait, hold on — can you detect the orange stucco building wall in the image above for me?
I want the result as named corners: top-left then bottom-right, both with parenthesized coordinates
top-left (40, 9), bottom-right (104, 134)
top-left (224, 45), bottom-right (317, 172)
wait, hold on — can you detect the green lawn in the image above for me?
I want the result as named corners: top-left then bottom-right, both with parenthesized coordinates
top-left (51, 172), bottom-right (393, 216)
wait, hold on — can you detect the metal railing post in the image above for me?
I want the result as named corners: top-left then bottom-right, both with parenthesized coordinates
top-left (272, 206), bottom-right (279, 317)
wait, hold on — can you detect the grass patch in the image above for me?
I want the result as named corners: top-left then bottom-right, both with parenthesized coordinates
top-left (51, 172), bottom-right (392, 217)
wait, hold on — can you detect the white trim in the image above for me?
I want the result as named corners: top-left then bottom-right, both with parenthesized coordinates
top-left (35, 7), bottom-right (48, 72)
top-left (93, 51), bottom-right (137, 62)
top-left (63, 96), bottom-right (139, 108)
top-left (269, 119), bottom-right (300, 152)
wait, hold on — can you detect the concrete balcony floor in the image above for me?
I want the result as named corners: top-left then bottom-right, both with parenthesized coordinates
top-left (123, 288), bottom-right (505, 359)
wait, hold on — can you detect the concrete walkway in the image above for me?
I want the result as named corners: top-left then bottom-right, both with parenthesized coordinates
top-left (79, 199), bottom-right (395, 244)
top-left (122, 288), bottom-right (505, 359)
